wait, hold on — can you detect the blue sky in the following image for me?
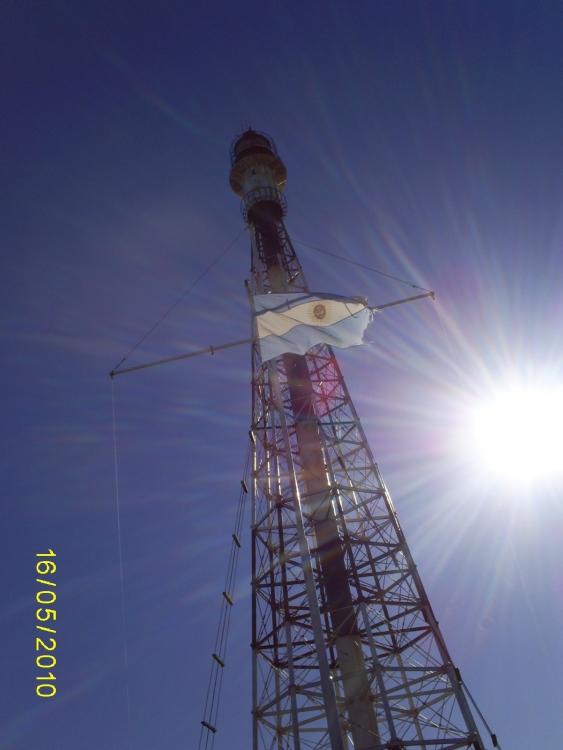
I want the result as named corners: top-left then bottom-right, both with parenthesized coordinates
top-left (2, 2), bottom-right (563, 749)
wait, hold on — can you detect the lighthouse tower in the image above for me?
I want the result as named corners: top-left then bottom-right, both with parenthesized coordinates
top-left (230, 130), bottom-right (485, 750)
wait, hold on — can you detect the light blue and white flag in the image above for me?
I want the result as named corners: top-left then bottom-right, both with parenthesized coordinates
top-left (253, 292), bottom-right (373, 362)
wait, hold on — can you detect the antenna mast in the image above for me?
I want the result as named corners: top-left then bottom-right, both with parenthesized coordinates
top-left (230, 130), bottom-right (485, 750)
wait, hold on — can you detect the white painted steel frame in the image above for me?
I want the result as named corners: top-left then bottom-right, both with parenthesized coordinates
top-left (249, 221), bottom-right (485, 750)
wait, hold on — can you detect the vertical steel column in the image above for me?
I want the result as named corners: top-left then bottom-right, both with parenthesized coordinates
top-left (252, 199), bottom-right (378, 749)
top-left (268, 360), bottom-right (344, 750)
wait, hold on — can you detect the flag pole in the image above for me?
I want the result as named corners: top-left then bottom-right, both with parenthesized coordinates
top-left (371, 291), bottom-right (434, 311)
top-left (109, 338), bottom-right (251, 378)
top-left (109, 292), bottom-right (434, 378)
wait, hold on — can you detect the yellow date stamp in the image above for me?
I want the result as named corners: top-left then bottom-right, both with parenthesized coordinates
top-left (35, 550), bottom-right (57, 697)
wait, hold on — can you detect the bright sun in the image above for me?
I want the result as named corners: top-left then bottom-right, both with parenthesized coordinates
top-left (471, 387), bottom-right (563, 482)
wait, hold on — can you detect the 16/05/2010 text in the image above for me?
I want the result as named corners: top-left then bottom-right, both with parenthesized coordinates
top-left (36, 550), bottom-right (57, 697)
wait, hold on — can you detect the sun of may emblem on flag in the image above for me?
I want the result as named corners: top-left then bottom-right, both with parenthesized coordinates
top-left (253, 292), bottom-right (372, 362)
top-left (308, 301), bottom-right (332, 325)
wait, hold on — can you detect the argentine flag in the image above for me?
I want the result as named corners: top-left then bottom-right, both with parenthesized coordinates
top-left (254, 293), bottom-right (373, 362)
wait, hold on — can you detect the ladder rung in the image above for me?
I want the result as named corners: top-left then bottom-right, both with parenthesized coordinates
top-left (223, 591), bottom-right (234, 606)
top-left (201, 720), bottom-right (217, 734)
top-left (212, 653), bottom-right (225, 667)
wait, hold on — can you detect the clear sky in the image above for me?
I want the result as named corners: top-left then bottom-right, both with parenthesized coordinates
top-left (2, 2), bottom-right (563, 749)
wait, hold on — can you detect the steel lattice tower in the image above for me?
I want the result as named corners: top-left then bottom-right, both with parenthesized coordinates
top-left (229, 130), bottom-right (486, 750)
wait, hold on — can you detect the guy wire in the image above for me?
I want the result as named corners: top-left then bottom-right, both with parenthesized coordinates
top-left (111, 378), bottom-right (133, 750)
top-left (113, 226), bottom-right (248, 373)
top-left (291, 237), bottom-right (432, 292)
top-left (198, 439), bottom-right (252, 750)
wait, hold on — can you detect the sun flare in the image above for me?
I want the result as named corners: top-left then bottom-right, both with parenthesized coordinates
top-left (470, 387), bottom-right (563, 482)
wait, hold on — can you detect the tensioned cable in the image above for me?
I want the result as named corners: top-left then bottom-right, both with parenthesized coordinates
top-left (364, 603), bottom-right (502, 748)
top-left (460, 679), bottom-right (502, 749)
top-left (198, 443), bottom-right (251, 750)
top-left (111, 379), bottom-right (133, 750)
top-left (198, 440), bottom-right (252, 750)
top-left (112, 227), bottom-right (248, 373)
top-left (291, 237), bottom-right (432, 292)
